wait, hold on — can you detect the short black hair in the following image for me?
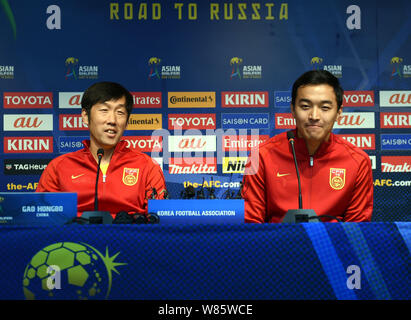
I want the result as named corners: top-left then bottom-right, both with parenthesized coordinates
top-left (291, 70), bottom-right (344, 110)
top-left (81, 81), bottom-right (133, 118)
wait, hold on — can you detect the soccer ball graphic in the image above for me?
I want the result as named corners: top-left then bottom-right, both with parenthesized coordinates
top-left (22, 242), bottom-right (126, 300)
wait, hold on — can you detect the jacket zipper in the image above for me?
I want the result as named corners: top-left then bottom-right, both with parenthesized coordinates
top-left (309, 156), bottom-right (314, 209)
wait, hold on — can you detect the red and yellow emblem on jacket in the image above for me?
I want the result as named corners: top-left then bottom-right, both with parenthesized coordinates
top-left (122, 168), bottom-right (139, 186)
top-left (329, 168), bottom-right (346, 190)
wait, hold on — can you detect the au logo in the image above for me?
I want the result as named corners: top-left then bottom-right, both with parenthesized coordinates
top-left (22, 242), bottom-right (127, 300)
top-left (329, 168), bottom-right (345, 190)
top-left (123, 168), bottom-right (139, 186)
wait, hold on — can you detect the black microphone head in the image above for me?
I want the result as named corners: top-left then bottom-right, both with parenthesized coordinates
top-left (97, 148), bottom-right (104, 157)
top-left (287, 130), bottom-right (295, 141)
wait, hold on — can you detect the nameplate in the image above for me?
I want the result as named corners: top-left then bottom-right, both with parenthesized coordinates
top-left (0, 192), bottom-right (77, 226)
top-left (148, 199), bottom-right (244, 224)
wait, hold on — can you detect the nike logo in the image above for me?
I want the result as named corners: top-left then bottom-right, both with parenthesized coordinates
top-left (277, 172), bottom-right (290, 177)
top-left (71, 174), bottom-right (85, 180)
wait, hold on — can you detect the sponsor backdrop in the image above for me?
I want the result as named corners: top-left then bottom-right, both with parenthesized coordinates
top-left (0, 0), bottom-right (410, 221)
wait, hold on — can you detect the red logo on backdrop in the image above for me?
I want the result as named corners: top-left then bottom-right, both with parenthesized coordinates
top-left (59, 115), bottom-right (88, 130)
top-left (169, 157), bottom-right (217, 174)
top-left (343, 91), bottom-right (375, 107)
top-left (381, 156), bottom-right (411, 172)
top-left (4, 137), bottom-right (53, 153)
top-left (380, 113), bottom-right (411, 128)
top-left (168, 114), bottom-right (216, 130)
top-left (337, 134), bottom-right (375, 150)
top-left (275, 113), bottom-right (295, 129)
top-left (131, 92), bottom-right (162, 108)
top-left (123, 136), bottom-right (162, 152)
top-left (222, 135), bottom-right (269, 151)
top-left (221, 92), bottom-right (268, 107)
top-left (3, 92), bottom-right (53, 108)
top-left (13, 116), bottom-right (43, 129)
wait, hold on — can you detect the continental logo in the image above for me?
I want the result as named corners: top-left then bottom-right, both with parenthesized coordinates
top-left (222, 157), bottom-right (248, 173)
top-left (126, 114), bottom-right (162, 130)
top-left (168, 92), bottom-right (215, 108)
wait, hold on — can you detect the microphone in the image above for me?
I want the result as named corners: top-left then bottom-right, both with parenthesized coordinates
top-left (282, 131), bottom-right (317, 223)
top-left (150, 187), bottom-right (158, 199)
top-left (196, 178), bottom-right (206, 199)
top-left (207, 176), bottom-right (216, 199)
top-left (181, 185), bottom-right (195, 199)
top-left (158, 189), bottom-right (170, 199)
top-left (234, 180), bottom-right (243, 199)
top-left (95, 148), bottom-right (104, 210)
top-left (80, 148), bottom-right (113, 224)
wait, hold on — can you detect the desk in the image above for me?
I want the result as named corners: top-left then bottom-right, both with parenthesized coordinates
top-left (0, 223), bottom-right (409, 300)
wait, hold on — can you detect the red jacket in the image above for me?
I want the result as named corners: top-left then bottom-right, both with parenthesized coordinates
top-left (242, 130), bottom-right (373, 222)
top-left (36, 140), bottom-right (166, 218)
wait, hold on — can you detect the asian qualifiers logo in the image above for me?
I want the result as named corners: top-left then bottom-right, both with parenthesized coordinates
top-left (310, 57), bottom-right (342, 78)
top-left (310, 57), bottom-right (323, 70)
top-left (229, 57), bottom-right (261, 79)
top-left (65, 57), bottom-right (79, 80)
top-left (390, 56), bottom-right (411, 78)
top-left (65, 57), bottom-right (98, 80)
top-left (148, 57), bottom-right (161, 79)
top-left (23, 242), bottom-right (126, 300)
top-left (148, 57), bottom-right (181, 79)
top-left (230, 57), bottom-right (243, 80)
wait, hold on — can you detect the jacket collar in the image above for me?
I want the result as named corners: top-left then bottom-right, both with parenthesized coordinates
top-left (292, 129), bottom-right (334, 158)
top-left (82, 139), bottom-right (128, 155)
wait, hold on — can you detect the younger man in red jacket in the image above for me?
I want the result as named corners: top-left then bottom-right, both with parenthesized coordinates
top-left (242, 70), bottom-right (373, 222)
top-left (37, 82), bottom-right (166, 218)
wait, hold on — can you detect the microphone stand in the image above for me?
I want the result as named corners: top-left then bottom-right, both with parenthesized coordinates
top-left (282, 131), bottom-right (317, 223)
top-left (81, 148), bottom-right (113, 224)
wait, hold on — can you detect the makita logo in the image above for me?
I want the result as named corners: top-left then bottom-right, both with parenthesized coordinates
top-left (337, 134), bottom-right (375, 150)
top-left (123, 136), bottom-right (162, 152)
top-left (168, 114), bottom-right (216, 130)
top-left (4, 137), bottom-right (53, 153)
top-left (59, 115), bottom-right (88, 130)
top-left (3, 92), bottom-right (53, 108)
top-left (58, 92), bottom-right (83, 109)
top-left (275, 113), bottom-right (375, 129)
top-left (222, 135), bottom-right (269, 151)
top-left (379, 91), bottom-right (411, 107)
top-left (169, 158), bottom-right (217, 174)
top-left (381, 156), bottom-right (411, 172)
top-left (343, 91), bottom-right (374, 106)
top-left (168, 136), bottom-right (216, 152)
top-left (381, 113), bottom-right (411, 128)
top-left (221, 92), bottom-right (268, 107)
top-left (132, 92), bottom-right (162, 108)
top-left (3, 115), bottom-right (53, 131)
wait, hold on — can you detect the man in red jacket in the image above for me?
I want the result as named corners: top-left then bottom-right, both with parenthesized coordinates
top-left (36, 82), bottom-right (166, 218)
top-left (242, 70), bottom-right (373, 222)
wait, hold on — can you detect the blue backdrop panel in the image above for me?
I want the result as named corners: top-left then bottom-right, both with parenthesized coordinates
top-left (0, 0), bottom-right (410, 221)
top-left (0, 223), bottom-right (409, 300)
